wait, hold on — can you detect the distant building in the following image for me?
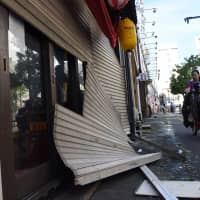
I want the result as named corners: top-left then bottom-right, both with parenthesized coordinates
top-left (157, 44), bottom-right (182, 105)
top-left (195, 35), bottom-right (200, 55)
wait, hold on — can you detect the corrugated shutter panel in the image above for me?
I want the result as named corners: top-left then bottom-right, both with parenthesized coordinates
top-left (90, 20), bottom-right (131, 134)
top-left (2, 0), bottom-right (161, 185)
top-left (54, 66), bottom-right (161, 185)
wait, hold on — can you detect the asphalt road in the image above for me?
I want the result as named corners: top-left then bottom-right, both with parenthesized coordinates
top-left (168, 112), bottom-right (200, 155)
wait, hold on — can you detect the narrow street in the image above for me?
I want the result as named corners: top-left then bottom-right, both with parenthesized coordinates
top-left (173, 114), bottom-right (200, 154)
top-left (147, 110), bottom-right (200, 156)
top-left (141, 112), bottom-right (200, 181)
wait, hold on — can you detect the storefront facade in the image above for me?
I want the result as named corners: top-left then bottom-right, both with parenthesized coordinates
top-left (0, 1), bottom-right (160, 199)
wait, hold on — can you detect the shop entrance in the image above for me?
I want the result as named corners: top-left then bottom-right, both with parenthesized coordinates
top-left (9, 13), bottom-right (48, 173)
top-left (8, 13), bottom-right (51, 199)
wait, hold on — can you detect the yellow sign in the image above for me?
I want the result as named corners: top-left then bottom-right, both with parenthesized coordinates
top-left (118, 18), bottom-right (137, 51)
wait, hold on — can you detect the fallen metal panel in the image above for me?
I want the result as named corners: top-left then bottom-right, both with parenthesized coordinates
top-left (136, 180), bottom-right (200, 199)
top-left (75, 153), bottom-right (161, 185)
top-left (54, 103), bottom-right (161, 185)
top-left (53, 66), bottom-right (161, 185)
top-left (140, 166), bottom-right (178, 200)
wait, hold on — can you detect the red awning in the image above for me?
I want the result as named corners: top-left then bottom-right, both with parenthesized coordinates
top-left (86, 0), bottom-right (118, 48)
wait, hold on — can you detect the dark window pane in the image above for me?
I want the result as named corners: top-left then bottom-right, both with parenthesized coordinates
top-left (53, 46), bottom-right (86, 115)
top-left (9, 14), bottom-right (48, 171)
top-left (54, 46), bottom-right (68, 106)
top-left (78, 60), bottom-right (86, 114)
top-left (78, 60), bottom-right (85, 91)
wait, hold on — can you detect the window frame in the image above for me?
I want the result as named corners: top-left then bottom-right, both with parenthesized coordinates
top-left (0, 5), bottom-right (87, 199)
top-left (53, 46), bottom-right (87, 115)
top-left (1, 10), bottom-right (54, 199)
top-left (0, 5), bottom-right (16, 200)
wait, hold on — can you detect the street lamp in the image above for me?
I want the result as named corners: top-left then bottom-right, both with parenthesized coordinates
top-left (140, 31), bottom-right (155, 37)
top-left (146, 32), bottom-right (155, 36)
top-left (144, 8), bottom-right (157, 13)
top-left (144, 42), bottom-right (158, 46)
top-left (184, 16), bottom-right (200, 24)
top-left (137, 5), bottom-right (157, 13)
top-left (144, 47), bottom-right (157, 51)
top-left (144, 21), bottom-right (156, 26)
top-left (144, 52), bottom-right (158, 56)
top-left (140, 35), bottom-right (158, 40)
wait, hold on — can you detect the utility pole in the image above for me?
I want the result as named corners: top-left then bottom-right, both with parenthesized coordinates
top-left (184, 16), bottom-right (200, 24)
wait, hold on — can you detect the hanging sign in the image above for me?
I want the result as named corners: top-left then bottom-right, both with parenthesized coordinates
top-left (118, 18), bottom-right (137, 51)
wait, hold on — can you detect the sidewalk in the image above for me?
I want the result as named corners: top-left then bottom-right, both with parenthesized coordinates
top-left (51, 112), bottom-right (200, 200)
top-left (139, 112), bottom-right (200, 181)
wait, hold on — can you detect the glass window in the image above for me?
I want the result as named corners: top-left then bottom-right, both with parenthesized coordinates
top-left (53, 46), bottom-right (86, 114)
top-left (78, 60), bottom-right (86, 114)
top-left (78, 59), bottom-right (85, 92)
top-left (9, 14), bottom-right (48, 171)
top-left (54, 46), bottom-right (69, 106)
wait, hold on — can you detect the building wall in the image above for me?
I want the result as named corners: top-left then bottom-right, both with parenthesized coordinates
top-left (157, 45), bottom-right (179, 98)
top-left (195, 35), bottom-right (200, 55)
top-left (0, 0), bottom-right (133, 192)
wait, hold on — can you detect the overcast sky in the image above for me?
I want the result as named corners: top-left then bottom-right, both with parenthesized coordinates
top-left (143, 0), bottom-right (200, 64)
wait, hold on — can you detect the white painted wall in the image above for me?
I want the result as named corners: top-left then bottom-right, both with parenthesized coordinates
top-left (157, 44), bottom-right (179, 97)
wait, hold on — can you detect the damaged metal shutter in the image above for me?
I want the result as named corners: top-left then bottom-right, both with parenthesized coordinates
top-left (54, 66), bottom-right (161, 185)
top-left (2, 0), bottom-right (161, 185)
top-left (89, 19), bottom-right (131, 134)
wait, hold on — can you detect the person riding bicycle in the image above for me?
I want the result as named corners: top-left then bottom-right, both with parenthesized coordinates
top-left (182, 69), bottom-right (200, 127)
top-left (184, 69), bottom-right (200, 93)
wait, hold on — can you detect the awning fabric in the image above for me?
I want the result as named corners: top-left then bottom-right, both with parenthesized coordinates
top-left (86, 0), bottom-right (118, 48)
